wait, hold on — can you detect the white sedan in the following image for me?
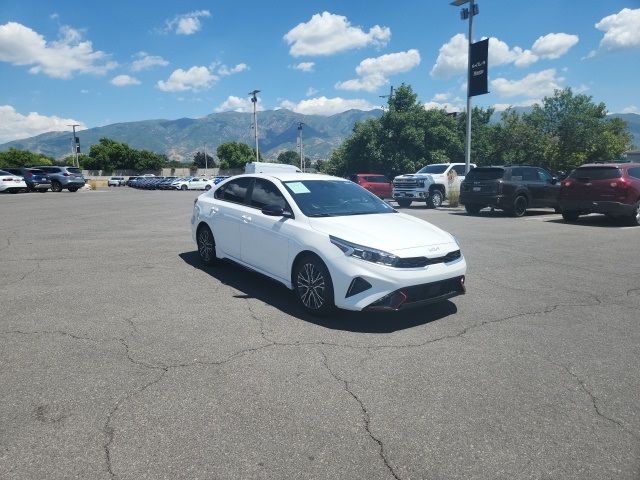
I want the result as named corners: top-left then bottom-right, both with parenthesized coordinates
top-left (174, 177), bottom-right (214, 191)
top-left (0, 170), bottom-right (27, 193)
top-left (191, 173), bottom-right (466, 315)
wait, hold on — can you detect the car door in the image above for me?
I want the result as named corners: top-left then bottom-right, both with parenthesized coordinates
top-left (189, 178), bottom-right (202, 190)
top-left (536, 168), bottom-right (560, 207)
top-left (211, 177), bottom-right (253, 259)
top-left (521, 167), bottom-right (545, 207)
top-left (240, 179), bottom-right (293, 280)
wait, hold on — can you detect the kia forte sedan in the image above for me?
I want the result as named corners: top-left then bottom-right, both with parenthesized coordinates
top-left (191, 173), bottom-right (466, 315)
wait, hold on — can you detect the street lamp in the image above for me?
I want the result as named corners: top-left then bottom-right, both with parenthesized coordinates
top-left (450, 0), bottom-right (479, 174)
top-left (297, 122), bottom-right (304, 172)
top-left (249, 90), bottom-right (260, 162)
top-left (67, 124), bottom-right (81, 167)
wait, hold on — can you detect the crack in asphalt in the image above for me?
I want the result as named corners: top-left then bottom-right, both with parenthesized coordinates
top-left (0, 231), bottom-right (16, 253)
top-left (0, 329), bottom-right (98, 343)
top-left (123, 313), bottom-right (140, 335)
top-left (627, 287), bottom-right (640, 296)
top-left (535, 354), bottom-right (640, 442)
top-left (320, 351), bottom-right (401, 480)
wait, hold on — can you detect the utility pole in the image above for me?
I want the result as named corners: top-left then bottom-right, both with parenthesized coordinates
top-left (67, 124), bottom-right (80, 167)
top-left (249, 90), bottom-right (260, 162)
top-left (451, 0), bottom-right (478, 174)
top-left (297, 122), bottom-right (304, 172)
top-left (203, 142), bottom-right (208, 176)
top-left (379, 85), bottom-right (394, 111)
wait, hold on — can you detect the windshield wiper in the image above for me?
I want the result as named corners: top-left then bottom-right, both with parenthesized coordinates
top-left (307, 212), bottom-right (335, 217)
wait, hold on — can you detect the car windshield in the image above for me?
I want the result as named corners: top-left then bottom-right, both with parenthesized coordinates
top-left (569, 167), bottom-right (622, 180)
top-left (465, 168), bottom-right (505, 181)
top-left (67, 168), bottom-right (82, 174)
top-left (283, 180), bottom-right (396, 217)
top-left (417, 165), bottom-right (448, 174)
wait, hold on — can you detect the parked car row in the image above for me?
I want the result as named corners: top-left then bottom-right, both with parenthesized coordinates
top-left (125, 175), bottom-right (230, 190)
top-left (0, 166), bottom-right (86, 193)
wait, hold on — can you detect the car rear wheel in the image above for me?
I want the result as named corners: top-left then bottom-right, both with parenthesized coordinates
top-left (628, 201), bottom-right (640, 226)
top-left (196, 224), bottom-right (218, 265)
top-left (562, 211), bottom-right (580, 222)
top-left (427, 189), bottom-right (443, 209)
top-left (51, 181), bottom-right (62, 192)
top-left (396, 199), bottom-right (412, 208)
top-left (512, 195), bottom-right (528, 217)
top-left (293, 255), bottom-right (335, 316)
top-left (464, 204), bottom-right (482, 215)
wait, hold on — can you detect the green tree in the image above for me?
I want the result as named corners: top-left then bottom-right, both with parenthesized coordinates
top-left (193, 151), bottom-right (215, 168)
top-left (0, 148), bottom-right (54, 168)
top-left (216, 141), bottom-right (258, 169)
top-left (277, 150), bottom-right (300, 166)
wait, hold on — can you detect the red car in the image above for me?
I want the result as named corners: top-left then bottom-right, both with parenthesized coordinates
top-left (349, 173), bottom-right (393, 199)
top-left (559, 163), bottom-right (640, 225)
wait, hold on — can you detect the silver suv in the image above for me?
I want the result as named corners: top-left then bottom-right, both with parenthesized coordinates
top-left (35, 166), bottom-right (86, 192)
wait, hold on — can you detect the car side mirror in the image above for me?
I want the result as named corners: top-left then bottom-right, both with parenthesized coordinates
top-left (550, 177), bottom-right (558, 184)
top-left (261, 204), bottom-right (292, 218)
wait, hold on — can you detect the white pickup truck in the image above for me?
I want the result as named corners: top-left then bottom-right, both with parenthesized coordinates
top-left (392, 163), bottom-right (476, 208)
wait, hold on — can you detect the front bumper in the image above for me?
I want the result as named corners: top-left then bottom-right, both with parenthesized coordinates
top-left (392, 189), bottom-right (428, 200)
top-left (326, 249), bottom-right (467, 311)
top-left (364, 276), bottom-right (465, 311)
top-left (559, 199), bottom-right (635, 216)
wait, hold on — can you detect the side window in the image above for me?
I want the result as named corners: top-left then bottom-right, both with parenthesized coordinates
top-left (537, 168), bottom-right (553, 183)
top-left (215, 177), bottom-right (251, 204)
top-left (453, 165), bottom-right (466, 176)
top-left (628, 168), bottom-right (640, 179)
top-left (251, 179), bottom-right (288, 210)
top-left (522, 168), bottom-right (538, 182)
top-left (510, 167), bottom-right (524, 181)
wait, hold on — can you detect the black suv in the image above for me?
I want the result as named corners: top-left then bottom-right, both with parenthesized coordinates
top-left (35, 166), bottom-right (85, 192)
top-left (3, 167), bottom-right (51, 192)
top-left (460, 165), bottom-right (560, 217)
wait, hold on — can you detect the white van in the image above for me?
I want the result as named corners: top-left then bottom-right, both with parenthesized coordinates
top-left (245, 162), bottom-right (302, 174)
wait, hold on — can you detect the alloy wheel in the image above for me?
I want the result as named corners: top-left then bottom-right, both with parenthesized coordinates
top-left (197, 227), bottom-right (215, 263)
top-left (514, 196), bottom-right (527, 217)
top-left (296, 262), bottom-right (326, 310)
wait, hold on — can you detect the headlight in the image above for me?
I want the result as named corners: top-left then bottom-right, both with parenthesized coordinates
top-left (417, 180), bottom-right (425, 187)
top-left (330, 236), bottom-right (399, 267)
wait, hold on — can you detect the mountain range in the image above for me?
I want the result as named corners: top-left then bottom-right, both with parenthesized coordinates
top-left (1, 108), bottom-right (637, 162)
top-left (0, 109), bottom-right (383, 162)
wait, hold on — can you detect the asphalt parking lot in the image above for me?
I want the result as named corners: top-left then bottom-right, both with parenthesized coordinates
top-left (1, 189), bottom-right (639, 480)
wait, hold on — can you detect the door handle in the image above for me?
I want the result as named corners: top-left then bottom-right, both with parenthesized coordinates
top-left (241, 215), bottom-right (252, 222)
top-left (210, 206), bottom-right (219, 214)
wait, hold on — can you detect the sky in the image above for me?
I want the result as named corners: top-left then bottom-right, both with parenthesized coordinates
top-left (1, 0), bottom-right (639, 143)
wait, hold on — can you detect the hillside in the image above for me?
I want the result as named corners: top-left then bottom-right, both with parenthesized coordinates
top-left (0, 108), bottom-right (383, 161)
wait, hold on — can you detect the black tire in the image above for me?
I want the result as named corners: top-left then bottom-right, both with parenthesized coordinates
top-left (396, 199), bottom-right (412, 208)
top-left (464, 204), bottom-right (482, 215)
top-left (205, 185), bottom-right (211, 191)
top-left (181, 185), bottom-right (188, 191)
top-left (68, 187), bottom-right (78, 192)
top-left (562, 211), bottom-right (580, 222)
top-left (196, 224), bottom-right (218, 265)
top-left (627, 201), bottom-right (640, 226)
top-left (51, 181), bottom-right (62, 192)
top-left (512, 195), bottom-right (528, 217)
top-left (427, 189), bottom-right (444, 209)
top-left (293, 254), bottom-right (335, 316)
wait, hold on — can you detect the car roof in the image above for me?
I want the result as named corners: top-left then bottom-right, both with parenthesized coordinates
top-left (235, 172), bottom-right (346, 182)
top-left (578, 163), bottom-right (640, 168)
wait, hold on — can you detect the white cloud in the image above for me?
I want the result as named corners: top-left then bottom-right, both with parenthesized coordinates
top-left (491, 69), bottom-right (564, 98)
top-left (284, 11), bottom-right (390, 57)
top-left (492, 99), bottom-right (539, 111)
top-left (0, 105), bottom-right (86, 143)
top-left (431, 92), bottom-right (451, 102)
top-left (423, 101), bottom-right (462, 113)
top-left (431, 33), bottom-right (578, 79)
top-left (293, 62), bottom-right (315, 72)
top-left (306, 87), bottom-right (319, 97)
top-left (590, 8), bottom-right (640, 56)
top-left (163, 10), bottom-right (211, 35)
top-left (621, 105), bottom-right (639, 114)
top-left (217, 63), bottom-right (248, 76)
top-left (279, 96), bottom-right (377, 116)
top-left (157, 66), bottom-right (217, 92)
top-left (214, 95), bottom-right (263, 113)
top-left (131, 52), bottom-right (168, 71)
top-left (110, 74), bottom-right (140, 86)
top-left (335, 49), bottom-right (420, 92)
top-left (0, 22), bottom-right (116, 79)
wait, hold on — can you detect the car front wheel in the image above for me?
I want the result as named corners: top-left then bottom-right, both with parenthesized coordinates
top-left (51, 181), bottom-right (62, 192)
top-left (628, 201), bottom-right (640, 226)
top-left (427, 189), bottom-right (443, 208)
top-left (293, 255), bottom-right (335, 316)
top-left (562, 211), bottom-right (580, 222)
top-left (512, 195), bottom-right (528, 217)
top-left (396, 199), bottom-right (412, 208)
top-left (181, 185), bottom-right (188, 191)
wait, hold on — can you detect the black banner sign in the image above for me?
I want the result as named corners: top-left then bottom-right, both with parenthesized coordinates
top-left (469, 38), bottom-right (489, 97)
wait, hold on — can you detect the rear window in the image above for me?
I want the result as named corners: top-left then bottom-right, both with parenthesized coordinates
top-left (569, 167), bottom-right (622, 180)
top-left (67, 168), bottom-right (82, 174)
top-left (465, 168), bottom-right (505, 181)
top-left (28, 169), bottom-right (45, 174)
top-left (365, 175), bottom-right (390, 183)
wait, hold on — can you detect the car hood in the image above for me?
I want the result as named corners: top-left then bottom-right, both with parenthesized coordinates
top-left (393, 173), bottom-right (434, 181)
top-left (308, 212), bottom-right (455, 253)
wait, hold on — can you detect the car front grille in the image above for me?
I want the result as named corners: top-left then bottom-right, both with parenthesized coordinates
top-left (396, 249), bottom-right (461, 268)
top-left (394, 180), bottom-right (421, 189)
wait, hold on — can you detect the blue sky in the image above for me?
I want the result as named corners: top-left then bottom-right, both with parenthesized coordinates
top-left (1, 0), bottom-right (639, 143)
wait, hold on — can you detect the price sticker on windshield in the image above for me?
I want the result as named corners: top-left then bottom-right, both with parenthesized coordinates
top-left (287, 182), bottom-right (310, 194)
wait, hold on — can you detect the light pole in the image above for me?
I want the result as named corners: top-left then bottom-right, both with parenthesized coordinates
top-left (451, 0), bottom-right (478, 174)
top-left (379, 85), bottom-right (394, 111)
top-left (67, 124), bottom-right (80, 167)
top-left (297, 122), bottom-right (304, 172)
top-left (249, 90), bottom-right (260, 162)
top-left (203, 142), bottom-right (208, 176)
